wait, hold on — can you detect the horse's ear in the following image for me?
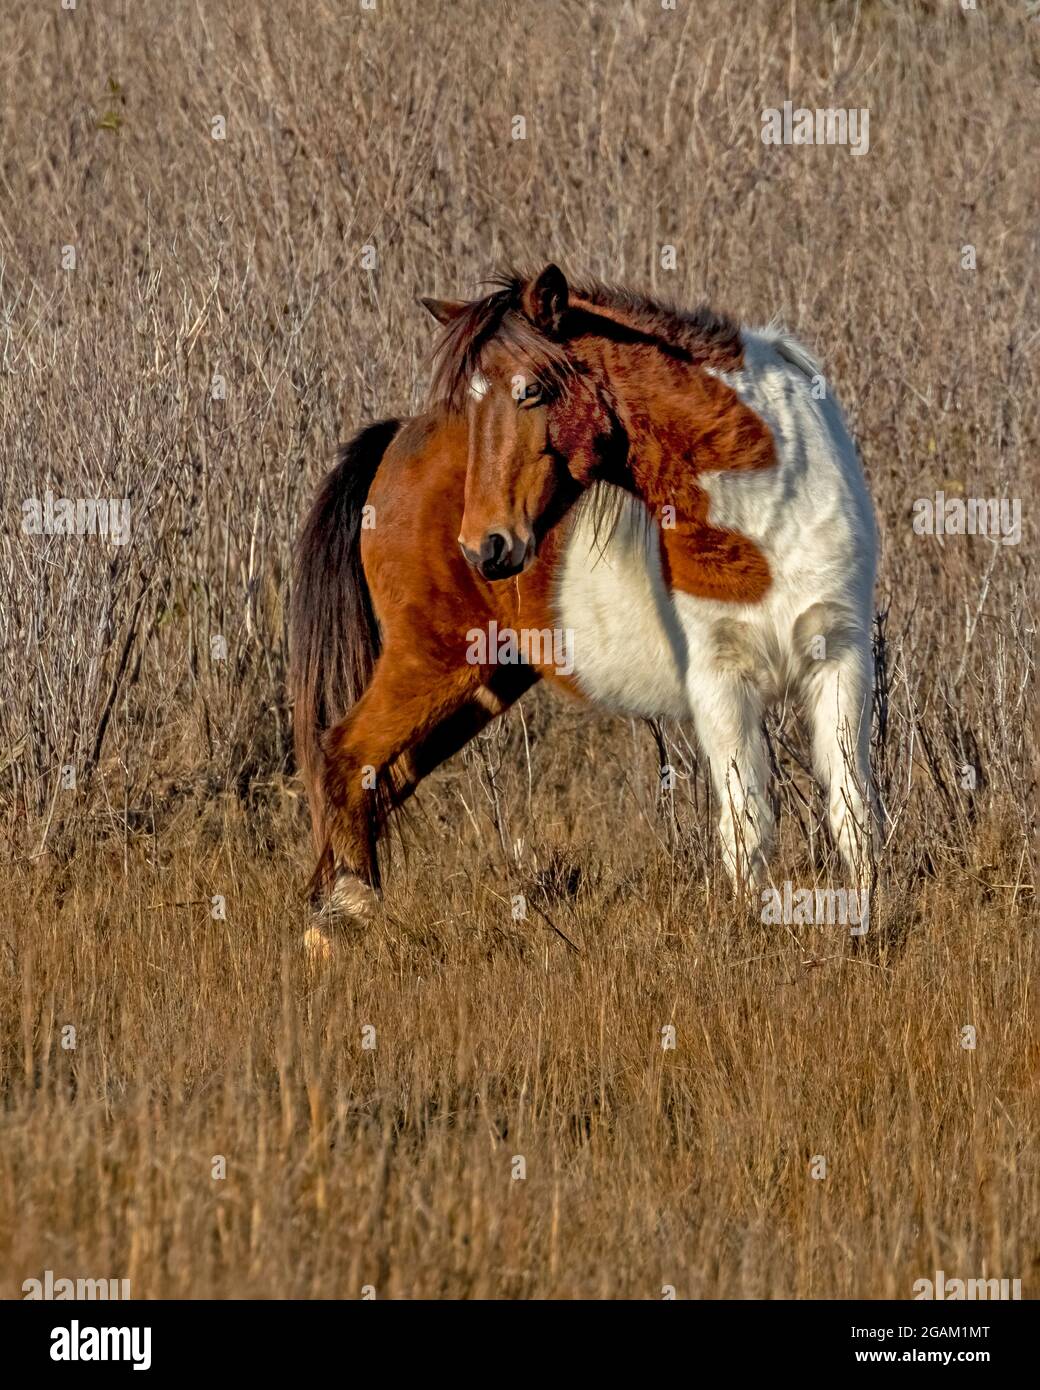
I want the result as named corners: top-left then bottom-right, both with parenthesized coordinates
top-left (419, 297), bottom-right (467, 325)
top-left (522, 264), bottom-right (569, 335)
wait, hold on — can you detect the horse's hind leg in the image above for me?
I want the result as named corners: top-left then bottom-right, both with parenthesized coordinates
top-left (803, 627), bottom-right (875, 888)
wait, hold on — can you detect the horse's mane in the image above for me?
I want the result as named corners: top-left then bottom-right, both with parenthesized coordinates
top-left (428, 269), bottom-right (744, 410)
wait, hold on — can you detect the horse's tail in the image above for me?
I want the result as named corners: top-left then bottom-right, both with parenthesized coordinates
top-left (289, 418), bottom-right (401, 865)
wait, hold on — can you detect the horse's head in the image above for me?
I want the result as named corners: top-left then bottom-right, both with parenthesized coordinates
top-left (423, 265), bottom-right (623, 581)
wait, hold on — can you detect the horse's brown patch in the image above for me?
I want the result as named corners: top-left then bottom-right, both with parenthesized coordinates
top-left (573, 349), bottom-right (776, 603)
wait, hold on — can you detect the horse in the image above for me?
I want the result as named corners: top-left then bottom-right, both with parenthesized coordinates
top-left (289, 265), bottom-right (877, 927)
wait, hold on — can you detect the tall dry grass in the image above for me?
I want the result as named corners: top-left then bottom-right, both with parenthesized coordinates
top-left (0, 0), bottom-right (1036, 1298)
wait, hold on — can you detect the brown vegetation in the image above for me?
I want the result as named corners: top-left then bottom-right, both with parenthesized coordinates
top-left (0, 0), bottom-right (1036, 1298)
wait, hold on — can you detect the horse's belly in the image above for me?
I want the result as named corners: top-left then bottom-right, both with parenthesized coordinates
top-left (553, 485), bottom-right (690, 719)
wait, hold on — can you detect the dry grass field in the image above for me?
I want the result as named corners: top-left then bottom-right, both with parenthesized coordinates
top-left (0, 0), bottom-right (1037, 1300)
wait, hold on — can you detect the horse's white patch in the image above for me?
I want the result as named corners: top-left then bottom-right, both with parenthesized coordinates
top-left (469, 372), bottom-right (490, 400)
top-left (555, 485), bottom-right (689, 720)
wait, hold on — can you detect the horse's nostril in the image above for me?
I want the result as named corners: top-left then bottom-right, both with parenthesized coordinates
top-left (481, 530), bottom-right (510, 569)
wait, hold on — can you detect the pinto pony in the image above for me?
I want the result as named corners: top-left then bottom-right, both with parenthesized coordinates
top-left (290, 266), bottom-right (877, 923)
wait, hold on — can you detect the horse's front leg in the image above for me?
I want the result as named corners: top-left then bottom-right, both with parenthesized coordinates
top-left (318, 661), bottom-right (495, 920)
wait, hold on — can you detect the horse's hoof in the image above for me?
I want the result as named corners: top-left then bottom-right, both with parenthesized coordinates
top-left (329, 872), bottom-right (380, 921)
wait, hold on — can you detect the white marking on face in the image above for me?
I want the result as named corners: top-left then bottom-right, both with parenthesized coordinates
top-left (469, 371), bottom-right (490, 400)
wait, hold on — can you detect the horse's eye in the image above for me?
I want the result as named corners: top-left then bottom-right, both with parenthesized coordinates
top-left (521, 382), bottom-right (544, 405)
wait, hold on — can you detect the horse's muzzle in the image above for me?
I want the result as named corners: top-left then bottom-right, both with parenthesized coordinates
top-left (459, 529), bottom-right (532, 581)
